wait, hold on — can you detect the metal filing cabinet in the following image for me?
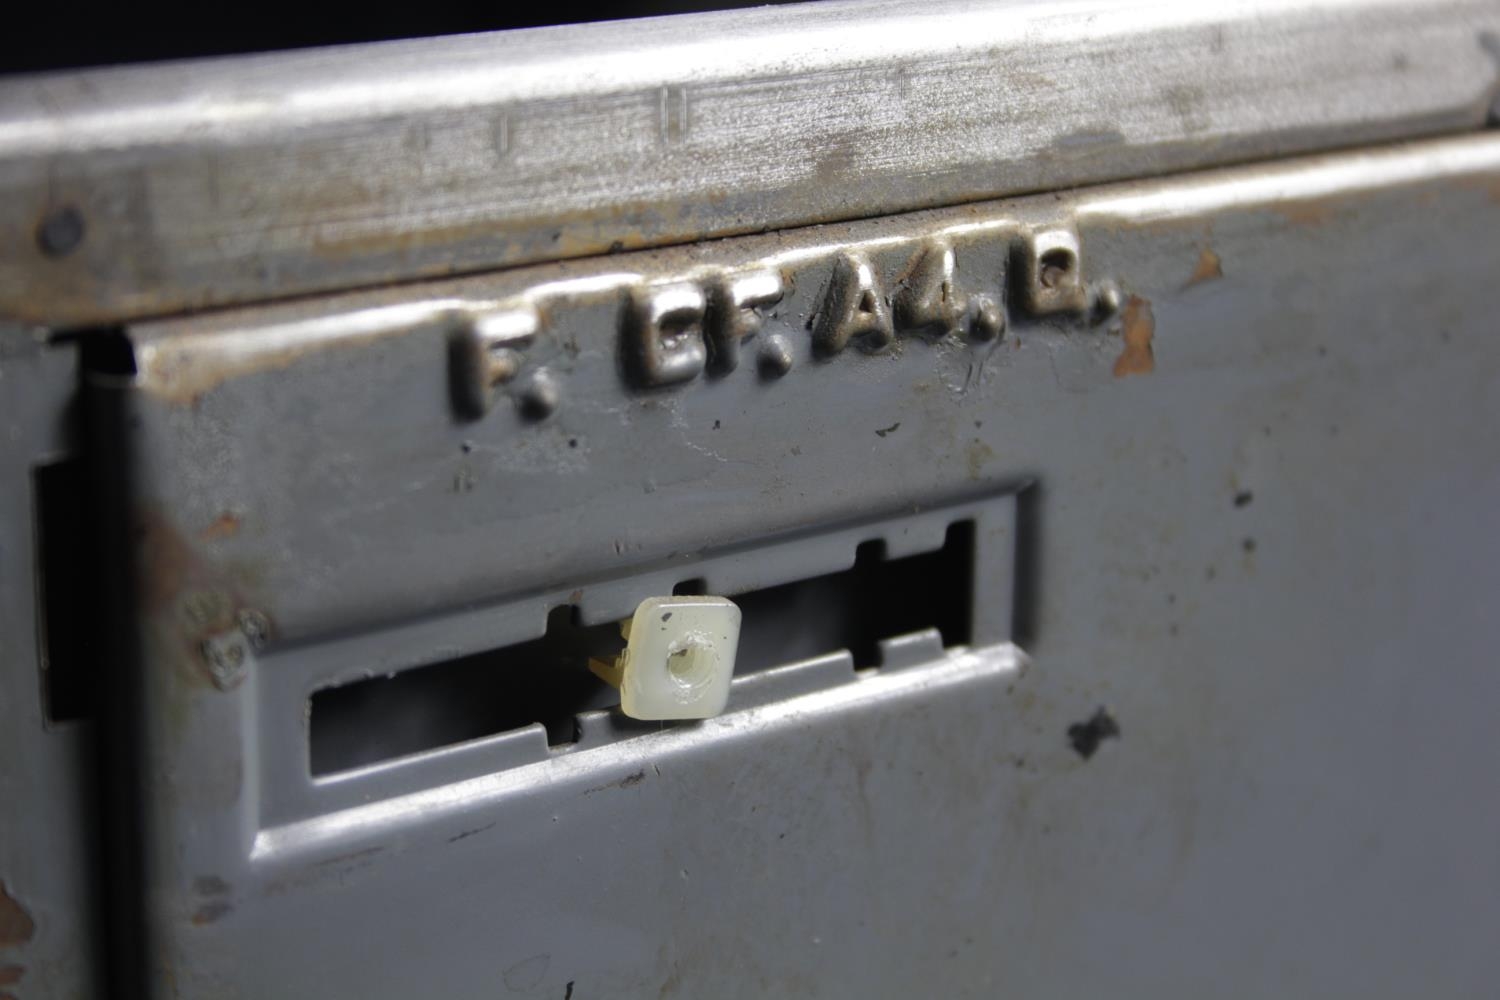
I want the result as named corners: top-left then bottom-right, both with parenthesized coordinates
top-left (3, 2), bottom-right (1500, 997)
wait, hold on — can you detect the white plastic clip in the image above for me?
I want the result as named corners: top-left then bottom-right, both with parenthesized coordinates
top-left (591, 596), bottom-right (741, 720)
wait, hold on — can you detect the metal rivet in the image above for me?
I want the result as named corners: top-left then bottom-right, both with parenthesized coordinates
top-left (236, 609), bottom-right (271, 651)
top-left (757, 334), bottom-right (794, 377)
top-left (36, 205), bottom-right (86, 258)
top-left (201, 635), bottom-right (249, 690)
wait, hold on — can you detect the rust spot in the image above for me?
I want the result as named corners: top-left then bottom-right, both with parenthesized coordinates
top-left (134, 506), bottom-right (268, 690)
top-left (0, 966), bottom-right (22, 986)
top-left (199, 512), bottom-right (241, 542)
top-left (1184, 247), bottom-right (1222, 287)
top-left (191, 901), bottom-right (233, 926)
top-left (0, 882), bottom-right (35, 947)
top-left (137, 508), bottom-right (230, 620)
top-left (0, 991), bottom-right (18, 1000)
top-left (1276, 199), bottom-right (1336, 227)
top-left (139, 326), bottom-right (400, 406)
top-left (1112, 296), bottom-right (1155, 378)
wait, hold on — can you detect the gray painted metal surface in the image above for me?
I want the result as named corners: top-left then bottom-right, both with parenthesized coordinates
top-left (1, 0), bottom-right (1499, 324)
top-left (1, 5), bottom-right (1498, 998)
top-left (94, 133), bottom-right (1500, 997)
top-left (0, 333), bottom-right (103, 998)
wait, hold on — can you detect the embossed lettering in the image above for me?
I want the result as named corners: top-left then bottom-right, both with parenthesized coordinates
top-left (814, 254), bottom-right (893, 356)
top-left (625, 283), bottom-right (708, 386)
top-left (706, 269), bottom-right (784, 374)
top-left (1017, 227), bottom-right (1088, 315)
top-left (894, 242), bottom-right (965, 337)
top-left (449, 306), bottom-right (540, 419)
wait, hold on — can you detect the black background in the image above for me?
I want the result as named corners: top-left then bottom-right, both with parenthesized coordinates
top-left (3, 2), bottom-right (807, 76)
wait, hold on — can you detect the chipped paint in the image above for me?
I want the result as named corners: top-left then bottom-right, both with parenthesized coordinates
top-left (1185, 247), bottom-right (1222, 287)
top-left (1112, 297), bottom-right (1155, 378)
top-left (199, 512), bottom-right (241, 541)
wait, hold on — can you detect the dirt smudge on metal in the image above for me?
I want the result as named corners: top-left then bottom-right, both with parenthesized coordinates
top-left (447, 821), bottom-right (498, 844)
top-left (585, 769), bottom-right (648, 796)
top-left (1112, 296), bottom-right (1155, 378)
top-left (191, 901), bottom-right (233, 926)
top-left (313, 845), bottom-right (384, 868)
top-left (503, 953), bottom-right (551, 991)
top-left (965, 440), bottom-right (995, 479)
top-left (1184, 247), bottom-right (1222, 287)
top-left (1067, 707), bottom-right (1121, 759)
top-left (193, 876), bottom-right (231, 897)
top-left (0, 882), bottom-right (35, 947)
top-left (1053, 127), bottom-right (1126, 152)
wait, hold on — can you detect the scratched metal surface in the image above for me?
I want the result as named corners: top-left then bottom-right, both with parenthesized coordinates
top-left (93, 134), bottom-right (1500, 997)
top-left (1, 0), bottom-right (1499, 325)
top-left (0, 334), bottom-right (103, 999)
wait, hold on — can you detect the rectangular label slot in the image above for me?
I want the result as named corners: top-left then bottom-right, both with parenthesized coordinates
top-left (309, 519), bottom-right (977, 776)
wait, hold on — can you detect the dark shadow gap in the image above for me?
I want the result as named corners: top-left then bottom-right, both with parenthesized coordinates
top-left (33, 457), bottom-right (101, 722)
top-left (2, 3), bottom-right (808, 75)
top-left (1011, 482), bottom-right (1041, 649)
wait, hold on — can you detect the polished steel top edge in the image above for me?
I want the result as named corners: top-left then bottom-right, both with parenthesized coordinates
top-left (2, 0), bottom-right (1498, 326)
